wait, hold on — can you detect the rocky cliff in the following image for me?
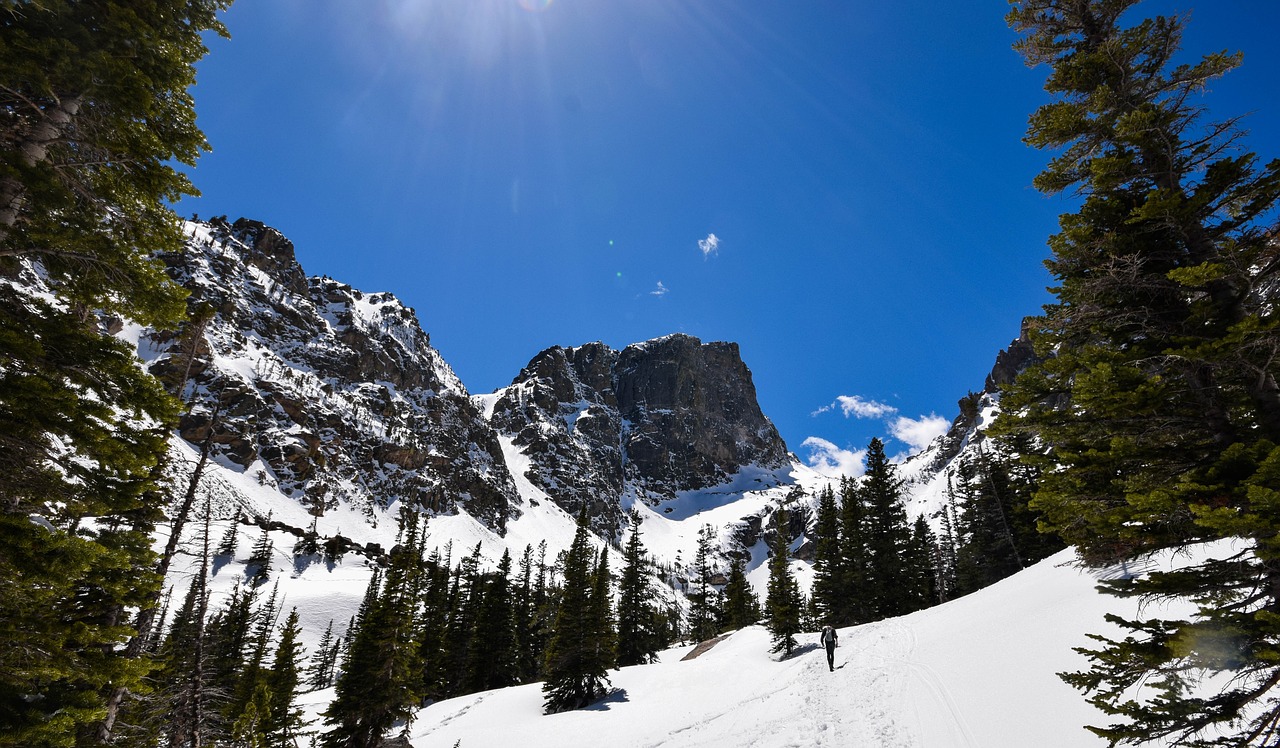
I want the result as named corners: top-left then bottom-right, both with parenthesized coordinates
top-left (485, 334), bottom-right (790, 534)
top-left (145, 217), bottom-right (519, 531)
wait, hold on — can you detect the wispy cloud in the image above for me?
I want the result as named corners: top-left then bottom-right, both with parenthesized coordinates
top-left (698, 233), bottom-right (720, 258)
top-left (813, 395), bottom-right (897, 419)
top-left (888, 414), bottom-right (950, 453)
top-left (650, 281), bottom-right (669, 297)
top-left (802, 437), bottom-right (866, 478)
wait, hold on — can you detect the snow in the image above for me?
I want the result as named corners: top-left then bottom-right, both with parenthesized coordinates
top-left (357, 544), bottom-right (1221, 748)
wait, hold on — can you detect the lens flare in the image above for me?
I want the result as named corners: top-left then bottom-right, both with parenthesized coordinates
top-left (516, 0), bottom-right (552, 11)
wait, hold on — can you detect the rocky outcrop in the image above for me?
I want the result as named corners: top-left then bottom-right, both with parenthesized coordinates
top-left (903, 322), bottom-right (1042, 495)
top-left (487, 333), bottom-right (790, 535)
top-left (147, 217), bottom-right (519, 531)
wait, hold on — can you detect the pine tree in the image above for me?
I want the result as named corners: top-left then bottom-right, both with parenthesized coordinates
top-left (320, 515), bottom-right (424, 748)
top-left (464, 551), bottom-right (520, 694)
top-left (589, 547), bottom-right (618, 670)
top-left (542, 510), bottom-right (612, 713)
top-left (904, 516), bottom-right (938, 613)
top-left (686, 524), bottom-right (721, 643)
top-left (809, 484), bottom-right (844, 625)
top-left (305, 620), bottom-right (339, 692)
top-left (0, 0), bottom-right (229, 322)
top-left (721, 555), bottom-right (760, 631)
top-left (860, 438), bottom-right (913, 619)
top-left (837, 476), bottom-right (871, 625)
top-left (764, 503), bottom-right (802, 657)
top-left (262, 608), bottom-right (305, 748)
top-left (616, 511), bottom-right (662, 666)
top-left (245, 523), bottom-right (274, 586)
top-left (998, 2), bottom-right (1280, 744)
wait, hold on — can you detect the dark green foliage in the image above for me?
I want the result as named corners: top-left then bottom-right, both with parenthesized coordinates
top-left (245, 524), bottom-right (274, 586)
top-left (306, 620), bottom-right (340, 692)
top-left (616, 511), bottom-right (663, 666)
top-left (262, 608), bottom-right (306, 747)
top-left (810, 484), bottom-right (844, 625)
top-left (999, 1), bottom-right (1280, 744)
top-left (721, 556), bottom-right (760, 631)
top-left (765, 502), bottom-right (803, 657)
top-left (837, 476), bottom-right (872, 625)
top-left (686, 524), bottom-right (722, 643)
top-left (860, 439), bottom-right (915, 619)
top-left (1, 6), bottom-right (233, 732)
top-left (321, 514), bottom-right (425, 748)
top-left (464, 551), bottom-right (520, 694)
top-left (542, 511), bottom-right (613, 713)
top-left (0, 288), bottom-right (177, 748)
top-left (0, 0), bottom-right (230, 327)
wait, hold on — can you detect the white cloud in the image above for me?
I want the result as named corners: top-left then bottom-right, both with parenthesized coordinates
top-left (698, 233), bottom-right (720, 258)
top-left (812, 394), bottom-right (897, 419)
top-left (888, 414), bottom-right (950, 454)
top-left (802, 436), bottom-right (866, 478)
top-left (650, 281), bottom-right (669, 297)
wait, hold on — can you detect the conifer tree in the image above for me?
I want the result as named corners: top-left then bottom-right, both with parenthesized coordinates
top-left (245, 524), bottom-right (274, 586)
top-left (306, 620), bottom-right (340, 692)
top-left (0, 3), bottom-right (232, 742)
top-left (837, 476), bottom-right (871, 625)
top-left (616, 511), bottom-right (662, 666)
top-left (904, 516), bottom-right (938, 612)
top-left (721, 556), bottom-right (760, 631)
top-left (859, 438), bottom-right (913, 619)
top-left (686, 524), bottom-right (721, 642)
top-left (809, 484), bottom-right (844, 625)
top-left (262, 608), bottom-right (305, 748)
top-left (542, 510), bottom-right (612, 713)
top-left (764, 503), bottom-right (802, 657)
top-left (464, 551), bottom-right (520, 694)
top-left (321, 513), bottom-right (424, 748)
top-left (999, 1), bottom-right (1280, 743)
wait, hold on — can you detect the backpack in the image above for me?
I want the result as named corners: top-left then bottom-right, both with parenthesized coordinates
top-left (821, 626), bottom-right (837, 645)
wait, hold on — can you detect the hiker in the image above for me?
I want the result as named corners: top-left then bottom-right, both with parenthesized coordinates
top-left (820, 625), bottom-right (838, 671)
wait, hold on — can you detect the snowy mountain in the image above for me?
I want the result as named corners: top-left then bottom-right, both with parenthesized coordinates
top-left (897, 328), bottom-right (1039, 523)
top-left (481, 334), bottom-right (791, 536)
top-left (112, 218), bottom-right (834, 615)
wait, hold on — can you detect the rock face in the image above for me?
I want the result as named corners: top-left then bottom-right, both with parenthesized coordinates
top-left (487, 334), bottom-right (790, 534)
top-left (147, 218), bottom-right (518, 531)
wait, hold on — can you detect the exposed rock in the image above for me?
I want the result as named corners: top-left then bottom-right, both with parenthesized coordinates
top-left (488, 334), bottom-right (789, 535)
top-left (148, 218), bottom-right (519, 532)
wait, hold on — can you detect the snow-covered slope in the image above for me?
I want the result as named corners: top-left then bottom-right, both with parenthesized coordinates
top-left (369, 544), bottom-right (1216, 748)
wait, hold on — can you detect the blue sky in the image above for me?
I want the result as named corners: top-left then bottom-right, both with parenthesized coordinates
top-left (182, 1), bottom-right (1280, 475)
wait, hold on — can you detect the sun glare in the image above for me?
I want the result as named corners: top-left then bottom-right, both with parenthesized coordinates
top-left (516, 0), bottom-right (552, 12)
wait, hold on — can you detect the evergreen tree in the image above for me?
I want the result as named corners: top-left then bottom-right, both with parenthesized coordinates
top-left (904, 516), bottom-right (938, 612)
top-left (542, 510), bottom-right (612, 713)
top-left (764, 503), bottom-right (802, 657)
top-left (464, 551), bottom-right (520, 694)
top-left (321, 514), bottom-right (424, 748)
top-left (245, 523), bottom-right (274, 586)
top-left (809, 484), bottom-right (844, 625)
top-left (860, 438), bottom-right (913, 619)
top-left (686, 524), bottom-right (721, 642)
top-left (0, 3), bottom-right (232, 742)
top-left (305, 620), bottom-right (339, 692)
top-left (837, 476), bottom-right (871, 625)
top-left (589, 547), bottom-right (618, 670)
top-left (616, 511), bottom-right (662, 666)
top-left (999, 2), bottom-right (1280, 744)
top-left (262, 608), bottom-right (305, 748)
top-left (721, 555), bottom-right (760, 631)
